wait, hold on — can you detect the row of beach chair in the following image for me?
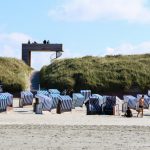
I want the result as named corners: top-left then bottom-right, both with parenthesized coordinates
top-left (0, 89), bottom-right (150, 115)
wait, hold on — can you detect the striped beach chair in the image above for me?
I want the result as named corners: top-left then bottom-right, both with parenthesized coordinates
top-left (103, 96), bottom-right (123, 115)
top-left (0, 93), bottom-right (13, 112)
top-left (92, 94), bottom-right (104, 106)
top-left (37, 90), bottom-right (49, 97)
top-left (123, 95), bottom-right (137, 110)
top-left (49, 94), bottom-right (60, 109)
top-left (85, 96), bottom-right (102, 115)
top-left (49, 89), bottom-right (60, 94)
top-left (20, 91), bottom-right (33, 107)
top-left (57, 95), bottom-right (72, 113)
top-left (35, 94), bottom-right (53, 111)
top-left (72, 93), bottom-right (85, 108)
top-left (0, 94), bottom-right (7, 112)
top-left (80, 90), bottom-right (91, 101)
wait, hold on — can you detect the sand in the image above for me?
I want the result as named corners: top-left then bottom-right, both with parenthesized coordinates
top-left (0, 99), bottom-right (150, 149)
top-left (0, 125), bottom-right (150, 150)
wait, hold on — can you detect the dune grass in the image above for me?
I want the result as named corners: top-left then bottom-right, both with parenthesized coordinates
top-left (40, 54), bottom-right (150, 95)
top-left (0, 57), bottom-right (31, 93)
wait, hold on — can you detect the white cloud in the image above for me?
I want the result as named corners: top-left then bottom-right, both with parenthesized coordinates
top-left (0, 32), bottom-right (32, 58)
top-left (105, 41), bottom-right (150, 55)
top-left (48, 0), bottom-right (150, 23)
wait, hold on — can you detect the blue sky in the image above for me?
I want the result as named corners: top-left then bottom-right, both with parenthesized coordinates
top-left (0, 0), bottom-right (150, 69)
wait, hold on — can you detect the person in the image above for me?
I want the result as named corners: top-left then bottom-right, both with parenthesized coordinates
top-left (137, 95), bottom-right (144, 117)
top-left (125, 107), bottom-right (132, 117)
top-left (43, 40), bottom-right (46, 44)
top-left (28, 40), bottom-right (30, 44)
top-left (47, 40), bottom-right (50, 44)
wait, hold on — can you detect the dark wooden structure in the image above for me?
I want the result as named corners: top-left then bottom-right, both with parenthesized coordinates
top-left (22, 43), bottom-right (63, 66)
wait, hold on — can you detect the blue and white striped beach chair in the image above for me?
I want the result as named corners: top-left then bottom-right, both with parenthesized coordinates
top-left (0, 94), bottom-right (7, 112)
top-left (72, 93), bottom-right (85, 108)
top-left (49, 89), bottom-right (60, 94)
top-left (103, 96), bottom-right (123, 115)
top-left (85, 96), bottom-right (102, 115)
top-left (49, 94), bottom-right (60, 109)
top-left (35, 94), bottom-right (53, 111)
top-left (92, 94), bottom-right (104, 106)
top-left (57, 95), bottom-right (72, 113)
top-left (0, 93), bottom-right (13, 112)
top-left (80, 90), bottom-right (91, 101)
top-left (123, 95), bottom-right (137, 110)
top-left (37, 90), bottom-right (49, 97)
top-left (20, 91), bottom-right (33, 107)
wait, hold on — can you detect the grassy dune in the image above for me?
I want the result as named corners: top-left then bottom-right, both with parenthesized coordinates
top-left (40, 54), bottom-right (150, 95)
top-left (0, 57), bottom-right (31, 92)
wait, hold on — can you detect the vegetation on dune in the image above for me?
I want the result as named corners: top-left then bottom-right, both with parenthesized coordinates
top-left (0, 57), bottom-right (31, 92)
top-left (40, 54), bottom-right (150, 95)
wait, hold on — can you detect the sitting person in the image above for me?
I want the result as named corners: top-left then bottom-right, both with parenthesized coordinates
top-left (125, 107), bottom-right (133, 117)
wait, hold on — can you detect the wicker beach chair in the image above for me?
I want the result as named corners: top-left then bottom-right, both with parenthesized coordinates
top-left (56, 95), bottom-right (72, 114)
top-left (103, 96), bottom-right (123, 115)
top-left (72, 93), bottom-right (85, 108)
top-left (20, 91), bottom-right (33, 107)
top-left (35, 94), bottom-right (53, 112)
top-left (85, 96), bottom-right (102, 115)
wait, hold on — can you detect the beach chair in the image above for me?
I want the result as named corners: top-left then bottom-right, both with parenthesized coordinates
top-left (19, 91), bottom-right (33, 107)
top-left (49, 89), bottom-right (60, 94)
top-left (56, 95), bottom-right (72, 114)
top-left (72, 93), bottom-right (85, 108)
top-left (0, 95), bottom-right (7, 112)
top-left (92, 94), bottom-right (104, 106)
top-left (33, 98), bottom-right (42, 114)
top-left (85, 96), bottom-right (102, 115)
top-left (0, 93), bottom-right (13, 112)
top-left (123, 95), bottom-right (137, 110)
top-left (80, 90), bottom-right (91, 101)
top-left (49, 94), bottom-right (60, 109)
top-left (103, 96), bottom-right (123, 115)
top-left (37, 90), bottom-right (49, 97)
top-left (35, 94), bottom-right (53, 112)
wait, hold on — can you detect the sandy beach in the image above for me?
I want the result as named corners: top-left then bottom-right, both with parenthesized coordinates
top-left (0, 99), bottom-right (150, 150)
top-left (0, 125), bottom-right (150, 150)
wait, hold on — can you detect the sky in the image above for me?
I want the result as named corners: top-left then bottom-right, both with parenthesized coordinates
top-left (0, 0), bottom-right (150, 70)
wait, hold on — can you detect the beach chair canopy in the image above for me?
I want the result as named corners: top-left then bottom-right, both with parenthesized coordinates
top-left (35, 94), bottom-right (53, 111)
top-left (92, 94), bottom-right (104, 106)
top-left (21, 91), bottom-right (33, 105)
top-left (85, 96), bottom-right (102, 114)
top-left (49, 89), bottom-right (60, 94)
top-left (49, 93), bottom-right (60, 109)
top-left (80, 90), bottom-right (91, 100)
top-left (123, 95), bottom-right (137, 109)
top-left (37, 90), bottom-right (49, 97)
top-left (72, 93), bottom-right (85, 108)
top-left (58, 95), bottom-right (72, 111)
